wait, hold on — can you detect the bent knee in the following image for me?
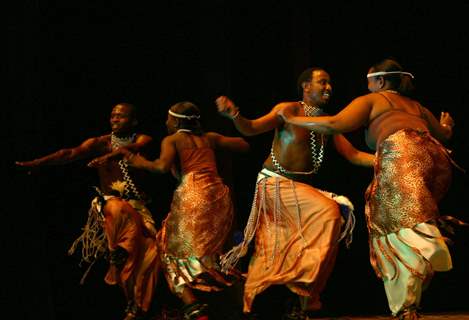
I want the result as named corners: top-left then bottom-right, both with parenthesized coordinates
top-left (104, 198), bottom-right (131, 218)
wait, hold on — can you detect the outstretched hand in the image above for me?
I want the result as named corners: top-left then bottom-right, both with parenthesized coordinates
top-left (88, 147), bottom-right (133, 168)
top-left (440, 111), bottom-right (454, 128)
top-left (15, 159), bottom-right (40, 167)
top-left (15, 160), bottom-right (40, 175)
top-left (124, 153), bottom-right (147, 169)
top-left (87, 154), bottom-right (112, 168)
top-left (215, 96), bottom-right (239, 119)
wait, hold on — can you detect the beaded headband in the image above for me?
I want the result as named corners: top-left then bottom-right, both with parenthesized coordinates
top-left (366, 71), bottom-right (415, 79)
top-left (168, 109), bottom-right (200, 120)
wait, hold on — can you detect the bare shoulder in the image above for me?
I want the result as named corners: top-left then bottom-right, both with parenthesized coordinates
top-left (206, 131), bottom-right (239, 143)
top-left (86, 134), bottom-right (109, 146)
top-left (163, 133), bottom-right (178, 143)
top-left (274, 101), bottom-right (299, 111)
top-left (76, 134), bottom-right (110, 153)
top-left (135, 133), bottom-right (153, 143)
top-left (205, 131), bottom-right (222, 142)
top-left (94, 133), bottom-right (110, 141)
top-left (346, 93), bottom-right (378, 110)
top-left (356, 93), bottom-right (376, 102)
top-left (271, 101), bottom-right (300, 117)
top-left (136, 132), bottom-right (152, 139)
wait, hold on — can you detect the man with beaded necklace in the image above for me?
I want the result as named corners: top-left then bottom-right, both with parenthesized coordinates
top-left (215, 67), bottom-right (375, 319)
top-left (16, 102), bottom-right (159, 320)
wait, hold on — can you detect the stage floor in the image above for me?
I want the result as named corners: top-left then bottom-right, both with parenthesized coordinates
top-left (315, 312), bottom-right (469, 319)
top-left (151, 311), bottom-right (469, 320)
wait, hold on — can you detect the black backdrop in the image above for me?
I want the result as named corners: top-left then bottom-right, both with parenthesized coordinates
top-left (7, 1), bottom-right (469, 319)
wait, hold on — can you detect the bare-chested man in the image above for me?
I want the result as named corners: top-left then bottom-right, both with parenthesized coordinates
top-left (16, 102), bottom-right (159, 320)
top-left (216, 67), bottom-right (375, 319)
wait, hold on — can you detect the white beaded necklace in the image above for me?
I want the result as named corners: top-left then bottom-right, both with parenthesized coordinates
top-left (111, 133), bottom-right (136, 149)
top-left (270, 101), bottom-right (325, 175)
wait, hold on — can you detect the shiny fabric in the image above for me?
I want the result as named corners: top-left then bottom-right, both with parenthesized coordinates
top-left (103, 197), bottom-right (159, 312)
top-left (365, 128), bottom-right (453, 314)
top-left (241, 169), bottom-right (343, 313)
top-left (372, 222), bottom-right (451, 315)
top-left (365, 129), bottom-right (452, 238)
top-left (161, 147), bottom-right (234, 294)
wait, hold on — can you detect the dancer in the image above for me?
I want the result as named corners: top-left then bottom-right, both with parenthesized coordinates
top-left (119, 101), bottom-right (249, 320)
top-left (215, 66), bottom-right (375, 319)
top-left (279, 58), bottom-right (464, 320)
top-left (17, 102), bottom-right (159, 320)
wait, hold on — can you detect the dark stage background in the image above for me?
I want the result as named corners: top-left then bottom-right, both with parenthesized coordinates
top-left (7, 1), bottom-right (469, 319)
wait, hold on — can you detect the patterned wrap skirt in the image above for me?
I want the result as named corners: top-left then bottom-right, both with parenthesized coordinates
top-left (365, 129), bottom-right (453, 314)
top-left (161, 170), bottom-right (235, 294)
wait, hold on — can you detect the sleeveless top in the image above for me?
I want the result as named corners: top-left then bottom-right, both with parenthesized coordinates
top-left (365, 92), bottom-right (429, 150)
top-left (177, 133), bottom-right (219, 175)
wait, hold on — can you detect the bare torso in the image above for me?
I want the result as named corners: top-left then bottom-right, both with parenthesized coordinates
top-left (95, 134), bottom-right (149, 196)
top-left (264, 102), bottom-right (325, 175)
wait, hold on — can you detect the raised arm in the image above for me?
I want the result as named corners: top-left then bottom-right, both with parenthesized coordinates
top-left (279, 95), bottom-right (373, 134)
top-left (16, 137), bottom-right (102, 167)
top-left (125, 135), bottom-right (176, 174)
top-left (215, 95), bottom-right (283, 136)
top-left (206, 132), bottom-right (250, 153)
top-left (421, 107), bottom-right (454, 143)
top-left (333, 134), bottom-right (375, 167)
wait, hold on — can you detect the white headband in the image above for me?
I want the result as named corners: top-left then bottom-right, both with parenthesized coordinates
top-left (168, 109), bottom-right (200, 120)
top-left (367, 71), bottom-right (415, 79)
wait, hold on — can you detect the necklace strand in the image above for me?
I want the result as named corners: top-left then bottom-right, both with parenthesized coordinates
top-left (270, 101), bottom-right (325, 175)
top-left (301, 101), bottom-right (325, 174)
top-left (111, 133), bottom-right (143, 200)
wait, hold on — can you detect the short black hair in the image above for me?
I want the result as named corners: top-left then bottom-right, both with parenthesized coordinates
top-left (115, 102), bottom-right (137, 119)
top-left (296, 67), bottom-right (326, 96)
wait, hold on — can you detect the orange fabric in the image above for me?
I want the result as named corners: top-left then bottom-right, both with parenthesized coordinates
top-left (365, 129), bottom-right (452, 238)
top-left (371, 223), bottom-right (452, 315)
top-left (178, 147), bottom-right (218, 175)
top-left (243, 174), bottom-right (342, 313)
top-left (161, 147), bottom-right (235, 293)
top-left (103, 198), bottom-right (159, 312)
top-left (364, 129), bottom-right (455, 315)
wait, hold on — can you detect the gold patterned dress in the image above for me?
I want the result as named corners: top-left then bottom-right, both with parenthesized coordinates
top-left (365, 127), bottom-right (454, 315)
top-left (160, 146), bottom-right (235, 294)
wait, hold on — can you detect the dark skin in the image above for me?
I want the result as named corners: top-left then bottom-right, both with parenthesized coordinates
top-left (278, 68), bottom-right (454, 148)
top-left (116, 111), bottom-right (249, 307)
top-left (16, 104), bottom-right (153, 195)
top-left (126, 114), bottom-right (249, 175)
top-left (216, 69), bottom-right (375, 314)
top-left (16, 103), bottom-right (157, 319)
top-left (216, 69), bottom-right (375, 176)
top-left (278, 66), bottom-right (458, 320)
top-left (128, 132), bottom-right (248, 306)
